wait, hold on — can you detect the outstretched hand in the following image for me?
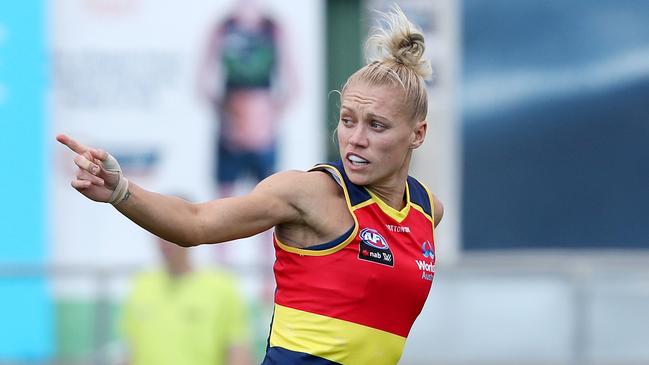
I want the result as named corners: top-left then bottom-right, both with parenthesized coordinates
top-left (56, 134), bottom-right (122, 203)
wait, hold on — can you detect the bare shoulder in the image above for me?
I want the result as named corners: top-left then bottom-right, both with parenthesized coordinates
top-left (255, 169), bottom-right (342, 206)
top-left (267, 169), bottom-right (350, 247)
top-left (255, 169), bottom-right (338, 195)
top-left (254, 170), bottom-right (340, 203)
top-left (431, 193), bottom-right (444, 228)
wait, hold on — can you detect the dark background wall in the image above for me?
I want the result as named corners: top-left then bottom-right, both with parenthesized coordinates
top-left (461, 0), bottom-right (649, 249)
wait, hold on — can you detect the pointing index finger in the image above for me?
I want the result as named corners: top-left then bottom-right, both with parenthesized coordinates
top-left (90, 148), bottom-right (108, 162)
top-left (56, 134), bottom-right (89, 155)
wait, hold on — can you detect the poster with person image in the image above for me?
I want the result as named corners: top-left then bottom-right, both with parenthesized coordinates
top-left (51, 0), bottom-right (323, 360)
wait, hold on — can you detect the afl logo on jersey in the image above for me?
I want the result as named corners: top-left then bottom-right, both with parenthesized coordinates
top-left (422, 241), bottom-right (434, 259)
top-left (360, 228), bottom-right (389, 250)
top-left (358, 228), bottom-right (394, 267)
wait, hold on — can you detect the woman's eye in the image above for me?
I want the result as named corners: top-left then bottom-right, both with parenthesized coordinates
top-left (341, 118), bottom-right (353, 126)
top-left (371, 121), bottom-right (385, 130)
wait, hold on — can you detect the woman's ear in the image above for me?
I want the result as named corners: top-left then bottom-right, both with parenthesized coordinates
top-left (410, 120), bottom-right (427, 149)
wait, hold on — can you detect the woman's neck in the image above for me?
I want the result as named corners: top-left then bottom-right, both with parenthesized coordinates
top-left (366, 163), bottom-right (410, 211)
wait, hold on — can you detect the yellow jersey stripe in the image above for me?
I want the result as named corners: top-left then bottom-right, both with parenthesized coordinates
top-left (363, 184), bottom-right (411, 223)
top-left (269, 304), bottom-right (406, 365)
top-left (411, 203), bottom-right (434, 223)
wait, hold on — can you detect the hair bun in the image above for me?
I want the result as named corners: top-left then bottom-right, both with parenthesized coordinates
top-left (366, 5), bottom-right (432, 80)
top-left (395, 33), bottom-right (425, 65)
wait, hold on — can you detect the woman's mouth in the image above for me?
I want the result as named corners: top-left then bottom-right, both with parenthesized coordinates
top-left (347, 154), bottom-right (369, 166)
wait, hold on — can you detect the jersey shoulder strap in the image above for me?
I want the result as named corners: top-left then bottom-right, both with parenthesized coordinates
top-left (308, 160), bottom-right (371, 206)
top-left (407, 175), bottom-right (434, 219)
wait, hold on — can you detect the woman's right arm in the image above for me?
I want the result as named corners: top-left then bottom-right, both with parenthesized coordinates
top-left (117, 176), bottom-right (301, 246)
top-left (57, 134), bottom-right (302, 247)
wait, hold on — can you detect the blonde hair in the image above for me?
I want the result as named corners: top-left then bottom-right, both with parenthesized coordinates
top-left (341, 5), bottom-right (431, 122)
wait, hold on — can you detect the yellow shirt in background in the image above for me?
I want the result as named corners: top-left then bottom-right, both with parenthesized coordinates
top-left (121, 270), bottom-right (249, 365)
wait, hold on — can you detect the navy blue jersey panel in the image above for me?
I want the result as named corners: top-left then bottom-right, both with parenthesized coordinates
top-left (407, 176), bottom-right (432, 216)
top-left (261, 347), bottom-right (342, 365)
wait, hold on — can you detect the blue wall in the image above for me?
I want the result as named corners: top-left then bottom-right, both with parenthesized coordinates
top-left (0, 1), bottom-right (53, 360)
top-left (462, 0), bottom-right (649, 249)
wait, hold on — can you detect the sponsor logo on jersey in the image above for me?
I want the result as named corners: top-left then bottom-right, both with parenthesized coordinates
top-left (360, 228), bottom-right (389, 249)
top-left (358, 228), bottom-right (394, 267)
top-left (422, 241), bottom-right (434, 259)
top-left (416, 260), bottom-right (435, 272)
top-left (386, 224), bottom-right (411, 233)
top-left (417, 241), bottom-right (435, 281)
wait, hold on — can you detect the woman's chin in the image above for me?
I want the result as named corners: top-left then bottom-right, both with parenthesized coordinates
top-left (345, 170), bottom-right (372, 186)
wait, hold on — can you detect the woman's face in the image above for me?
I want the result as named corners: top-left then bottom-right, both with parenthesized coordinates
top-left (337, 82), bottom-right (426, 187)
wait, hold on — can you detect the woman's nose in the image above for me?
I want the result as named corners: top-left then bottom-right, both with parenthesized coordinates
top-left (348, 124), bottom-right (369, 147)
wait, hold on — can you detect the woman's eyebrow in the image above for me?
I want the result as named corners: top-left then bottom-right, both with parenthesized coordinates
top-left (367, 112), bottom-right (390, 122)
top-left (341, 106), bottom-right (390, 120)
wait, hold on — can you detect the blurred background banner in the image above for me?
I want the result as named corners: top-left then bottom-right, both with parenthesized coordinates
top-left (49, 0), bottom-right (323, 361)
top-left (51, 0), bottom-right (222, 288)
top-left (0, 1), bottom-right (53, 361)
top-left (51, 0), bottom-right (323, 273)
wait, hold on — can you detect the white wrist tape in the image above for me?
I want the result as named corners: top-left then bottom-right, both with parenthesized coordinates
top-left (110, 176), bottom-right (129, 205)
top-left (103, 153), bottom-right (130, 205)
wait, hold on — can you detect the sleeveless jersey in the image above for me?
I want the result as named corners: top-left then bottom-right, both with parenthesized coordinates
top-left (220, 17), bottom-right (277, 90)
top-left (263, 161), bottom-right (437, 365)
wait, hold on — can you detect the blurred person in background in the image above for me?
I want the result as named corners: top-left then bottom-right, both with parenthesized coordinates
top-left (58, 6), bottom-right (442, 364)
top-left (197, 0), bottom-right (298, 289)
top-left (198, 0), bottom-right (298, 198)
top-left (120, 233), bottom-right (251, 365)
